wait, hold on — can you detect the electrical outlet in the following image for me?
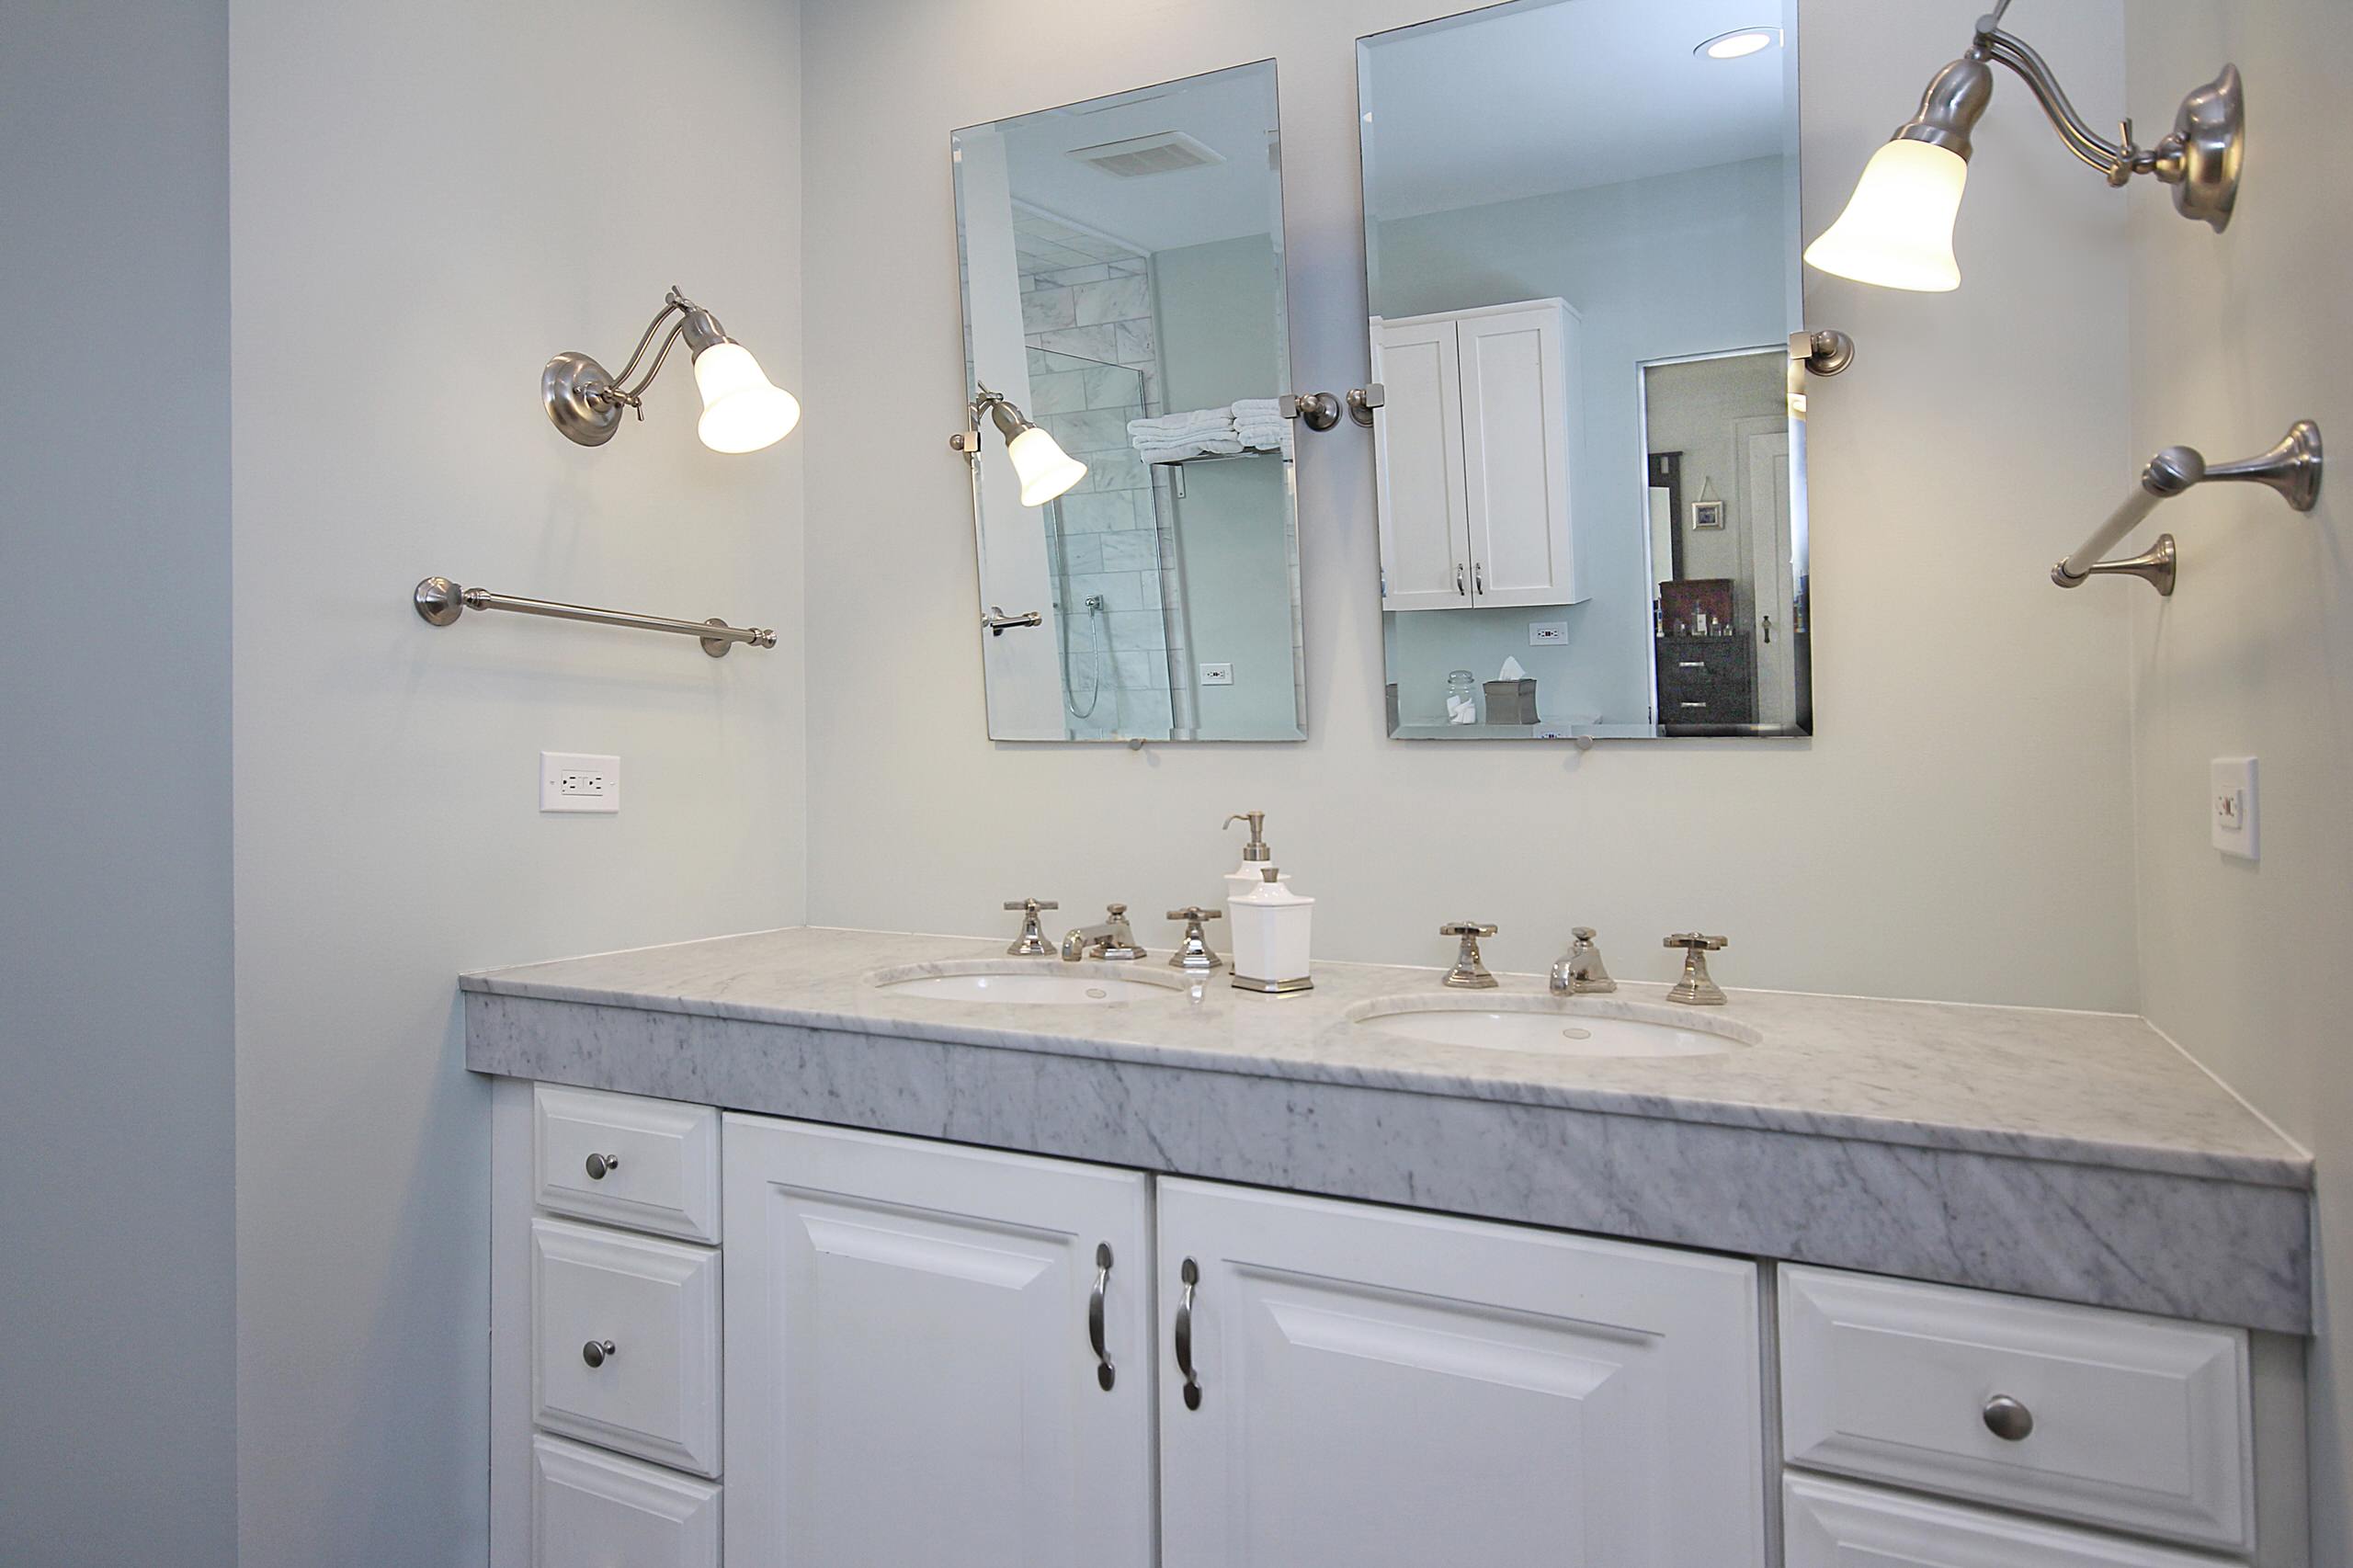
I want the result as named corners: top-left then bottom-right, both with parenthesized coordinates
top-left (1199, 663), bottom-right (1234, 687)
top-left (2210, 756), bottom-right (2257, 860)
top-left (1529, 621), bottom-right (1568, 645)
top-left (541, 752), bottom-right (620, 814)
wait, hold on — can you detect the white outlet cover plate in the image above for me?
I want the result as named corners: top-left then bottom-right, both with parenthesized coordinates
top-left (2210, 756), bottom-right (2256, 859)
top-left (1529, 620), bottom-right (1568, 644)
top-left (1199, 663), bottom-right (1234, 687)
top-left (541, 751), bottom-right (620, 814)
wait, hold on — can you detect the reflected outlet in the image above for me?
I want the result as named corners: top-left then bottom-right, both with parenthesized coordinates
top-left (1529, 621), bottom-right (1568, 645)
top-left (1199, 663), bottom-right (1234, 687)
top-left (541, 752), bottom-right (620, 814)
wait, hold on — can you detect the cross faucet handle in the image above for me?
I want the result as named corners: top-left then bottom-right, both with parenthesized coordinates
top-left (1004, 898), bottom-right (1060, 957)
top-left (1664, 932), bottom-right (1726, 951)
top-left (1664, 933), bottom-right (1729, 1006)
top-left (1166, 907), bottom-right (1223, 924)
top-left (1439, 922), bottom-right (1500, 990)
top-left (1167, 907), bottom-right (1224, 973)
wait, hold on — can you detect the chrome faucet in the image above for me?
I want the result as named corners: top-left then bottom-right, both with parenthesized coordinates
top-left (1004, 898), bottom-right (1059, 957)
top-left (1062, 903), bottom-right (1148, 961)
top-left (1550, 927), bottom-right (1616, 995)
top-left (1664, 933), bottom-right (1729, 1006)
top-left (1438, 922), bottom-right (1499, 989)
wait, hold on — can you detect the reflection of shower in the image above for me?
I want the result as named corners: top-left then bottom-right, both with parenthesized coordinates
top-left (1061, 593), bottom-right (1107, 719)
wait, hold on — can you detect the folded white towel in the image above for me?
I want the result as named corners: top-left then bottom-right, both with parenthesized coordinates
top-left (1234, 421), bottom-right (1291, 453)
top-left (1128, 407), bottom-right (1233, 437)
top-left (1232, 397), bottom-right (1284, 420)
top-left (1234, 419), bottom-right (1290, 438)
top-left (1138, 437), bottom-right (1245, 464)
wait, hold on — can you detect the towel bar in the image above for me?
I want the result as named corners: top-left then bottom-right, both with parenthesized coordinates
top-left (2054, 420), bottom-right (2323, 597)
top-left (412, 576), bottom-right (777, 657)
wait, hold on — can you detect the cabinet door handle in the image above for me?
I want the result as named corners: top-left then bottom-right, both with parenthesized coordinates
top-left (1088, 1243), bottom-right (1116, 1392)
top-left (1175, 1257), bottom-right (1202, 1410)
top-left (1455, 564), bottom-right (1467, 597)
top-left (1473, 562), bottom-right (1484, 596)
top-left (585, 1152), bottom-right (620, 1180)
top-left (1762, 613), bottom-right (1774, 644)
top-left (581, 1339), bottom-right (616, 1369)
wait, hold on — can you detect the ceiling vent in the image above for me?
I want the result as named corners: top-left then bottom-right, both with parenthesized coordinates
top-left (1065, 131), bottom-right (1226, 178)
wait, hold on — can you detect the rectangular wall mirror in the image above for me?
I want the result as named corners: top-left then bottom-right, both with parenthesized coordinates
top-left (952, 62), bottom-right (1307, 743)
top-left (1359, 0), bottom-right (1815, 740)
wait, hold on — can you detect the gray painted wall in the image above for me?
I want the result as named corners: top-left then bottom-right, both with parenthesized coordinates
top-left (801, 0), bottom-right (2139, 1006)
top-left (2124, 0), bottom-right (2353, 1544)
top-left (227, 1), bottom-right (806, 1562)
top-left (0, 3), bottom-right (237, 1564)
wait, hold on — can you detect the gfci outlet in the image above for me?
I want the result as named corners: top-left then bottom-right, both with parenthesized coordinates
top-left (1529, 620), bottom-right (1568, 645)
top-left (541, 752), bottom-right (620, 814)
top-left (2210, 756), bottom-right (2257, 860)
top-left (1199, 663), bottom-right (1235, 687)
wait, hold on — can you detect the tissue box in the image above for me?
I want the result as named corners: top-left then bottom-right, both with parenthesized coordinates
top-left (1483, 678), bottom-right (1538, 724)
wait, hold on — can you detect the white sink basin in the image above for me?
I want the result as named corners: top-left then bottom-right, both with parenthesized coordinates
top-left (870, 961), bottom-right (1191, 1006)
top-left (1348, 996), bottom-right (1756, 1059)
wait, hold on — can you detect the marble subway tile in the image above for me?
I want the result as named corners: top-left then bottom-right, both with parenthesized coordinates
top-left (1074, 275), bottom-right (1151, 327)
top-left (1097, 530), bottom-right (1157, 573)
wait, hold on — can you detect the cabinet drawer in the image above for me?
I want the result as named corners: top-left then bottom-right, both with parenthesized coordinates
top-left (1785, 1474), bottom-right (2245, 1568)
top-left (533, 1218), bottom-right (722, 1476)
top-left (1779, 1267), bottom-right (2250, 1551)
top-left (534, 1434), bottom-right (719, 1568)
top-left (536, 1085), bottom-right (720, 1243)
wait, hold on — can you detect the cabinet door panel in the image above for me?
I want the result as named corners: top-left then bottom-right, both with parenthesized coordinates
top-left (723, 1117), bottom-right (1154, 1568)
top-left (1459, 302), bottom-right (1581, 608)
top-left (1156, 1179), bottom-right (1764, 1568)
top-left (1371, 316), bottom-right (1471, 611)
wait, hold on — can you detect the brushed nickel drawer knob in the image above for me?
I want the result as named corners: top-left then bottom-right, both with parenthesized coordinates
top-left (1983, 1393), bottom-right (2034, 1441)
top-left (585, 1153), bottom-right (620, 1180)
top-left (582, 1339), bottom-right (617, 1369)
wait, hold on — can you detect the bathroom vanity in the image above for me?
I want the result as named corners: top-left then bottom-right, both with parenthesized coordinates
top-left (470, 927), bottom-right (2313, 1568)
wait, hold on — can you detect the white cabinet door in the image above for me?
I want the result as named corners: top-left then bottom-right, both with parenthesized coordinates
top-left (723, 1117), bottom-right (1155, 1568)
top-left (1156, 1180), bottom-right (1765, 1568)
top-left (1458, 301), bottom-right (1582, 608)
top-left (1371, 315), bottom-right (1472, 611)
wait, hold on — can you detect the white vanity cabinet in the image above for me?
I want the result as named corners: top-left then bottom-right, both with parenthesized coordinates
top-left (1371, 298), bottom-right (1585, 612)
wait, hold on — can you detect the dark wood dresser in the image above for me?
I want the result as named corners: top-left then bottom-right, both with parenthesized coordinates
top-left (1655, 632), bottom-right (1756, 730)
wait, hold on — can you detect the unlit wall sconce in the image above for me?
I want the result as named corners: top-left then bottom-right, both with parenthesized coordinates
top-left (1806, 0), bottom-right (2245, 291)
top-left (544, 286), bottom-right (801, 453)
top-left (950, 384), bottom-right (1087, 506)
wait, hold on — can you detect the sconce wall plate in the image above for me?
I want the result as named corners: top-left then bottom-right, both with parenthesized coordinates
top-left (544, 353), bottom-right (625, 447)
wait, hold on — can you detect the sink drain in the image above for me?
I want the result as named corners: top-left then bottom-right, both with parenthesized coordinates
top-left (1086, 987), bottom-right (1108, 999)
top-left (1561, 1027), bottom-right (1594, 1041)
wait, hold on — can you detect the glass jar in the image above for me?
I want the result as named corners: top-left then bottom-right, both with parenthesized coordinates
top-left (1446, 669), bottom-right (1479, 724)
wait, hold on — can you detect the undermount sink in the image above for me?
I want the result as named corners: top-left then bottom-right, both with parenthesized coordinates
top-left (1347, 995), bottom-right (1757, 1059)
top-left (870, 960), bottom-right (1192, 1006)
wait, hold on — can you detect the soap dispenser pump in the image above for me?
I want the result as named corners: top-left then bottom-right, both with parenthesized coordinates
top-left (1222, 811), bottom-right (1287, 903)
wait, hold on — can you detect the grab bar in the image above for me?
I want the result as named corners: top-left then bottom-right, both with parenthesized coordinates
top-left (412, 576), bottom-right (777, 657)
top-left (2054, 420), bottom-right (2322, 597)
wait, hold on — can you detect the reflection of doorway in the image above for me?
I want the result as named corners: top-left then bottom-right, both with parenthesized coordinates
top-left (1737, 418), bottom-right (1794, 729)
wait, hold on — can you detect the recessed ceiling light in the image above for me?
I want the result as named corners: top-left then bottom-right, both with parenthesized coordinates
top-left (1696, 28), bottom-right (1780, 60)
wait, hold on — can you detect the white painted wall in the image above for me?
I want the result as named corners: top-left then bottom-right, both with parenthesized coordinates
top-left (0, 5), bottom-right (236, 1564)
top-left (2122, 0), bottom-right (2353, 1546)
top-left (227, 0), bottom-right (806, 1561)
top-left (801, 0), bottom-right (2139, 1006)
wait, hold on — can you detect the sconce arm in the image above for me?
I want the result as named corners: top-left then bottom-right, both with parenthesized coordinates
top-left (1971, 24), bottom-right (2136, 178)
top-left (602, 287), bottom-right (733, 410)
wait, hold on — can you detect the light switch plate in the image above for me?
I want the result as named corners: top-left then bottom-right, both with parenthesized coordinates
top-left (1199, 663), bottom-right (1234, 687)
top-left (1529, 620), bottom-right (1568, 645)
top-left (2210, 756), bottom-right (2256, 859)
top-left (541, 752), bottom-right (620, 814)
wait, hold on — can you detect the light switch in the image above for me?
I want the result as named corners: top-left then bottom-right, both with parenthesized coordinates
top-left (2210, 756), bottom-right (2256, 860)
top-left (542, 752), bottom-right (620, 814)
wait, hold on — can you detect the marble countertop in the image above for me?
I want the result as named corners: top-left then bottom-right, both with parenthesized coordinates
top-left (462, 925), bottom-right (2308, 1190)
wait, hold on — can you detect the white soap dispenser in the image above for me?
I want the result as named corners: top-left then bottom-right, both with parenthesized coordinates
top-left (1229, 866), bottom-right (1313, 994)
top-left (1222, 811), bottom-right (1287, 903)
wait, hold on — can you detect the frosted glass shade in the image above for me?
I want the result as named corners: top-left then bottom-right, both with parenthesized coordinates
top-left (1006, 426), bottom-right (1087, 506)
top-left (1803, 139), bottom-right (1968, 293)
top-left (692, 342), bottom-right (801, 453)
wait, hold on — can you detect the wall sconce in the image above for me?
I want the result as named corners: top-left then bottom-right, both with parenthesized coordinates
top-left (949, 384), bottom-right (1087, 506)
top-left (1805, 0), bottom-right (2245, 291)
top-left (544, 286), bottom-right (801, 453)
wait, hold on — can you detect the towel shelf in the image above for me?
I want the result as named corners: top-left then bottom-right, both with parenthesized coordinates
top-left (412, 576), bottom-right (777, 657)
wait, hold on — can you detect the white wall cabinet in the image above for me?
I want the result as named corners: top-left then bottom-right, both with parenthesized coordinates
top-left (722, 1118), bottom-right (1156, 1568)
top-left (1371, 299), bottom-right (1584, 612)
top-left (1155, 1178), bottom-right (1766, 1568)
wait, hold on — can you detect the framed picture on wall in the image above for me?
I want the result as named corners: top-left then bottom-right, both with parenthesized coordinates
top-left (1690, 498), bottom-right (1727, 530)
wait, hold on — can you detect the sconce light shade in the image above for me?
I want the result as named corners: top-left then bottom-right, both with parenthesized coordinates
top-left (1804, 139), bottom-right (1968, 293)
top-left (1006, 426), bottom-right (1088, 506)
top-left (692, 342), bottom-right (801, 453)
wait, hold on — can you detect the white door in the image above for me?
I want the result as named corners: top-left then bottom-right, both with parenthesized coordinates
top-left (1156, 1180), bottom-right (1767, 1568)
top-left (1371, 315), bottom-right (1472, 611)
top-left (1458, 301), bottom-right (1582, 608)
top-left (1739, 420), bottom-right (1794, 728)
top-left (722, 1117), bottom-right (1155, 1568)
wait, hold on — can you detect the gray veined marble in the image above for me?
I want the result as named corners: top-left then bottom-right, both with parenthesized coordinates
top-left (463, 926), bottom-right (2313, 1334)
